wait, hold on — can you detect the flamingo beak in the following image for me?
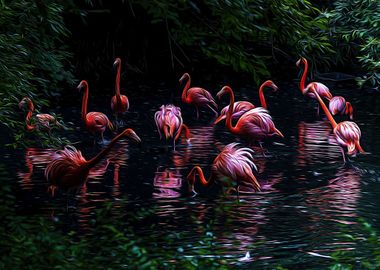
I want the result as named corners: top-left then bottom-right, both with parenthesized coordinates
top-left (179, 75), bottom-right (185, 83)
top-left (113, 58), bottom-right (120, 69)
top-left (77, 82), bottom-right (83, 91)
top-left (128, 131), bottom-right (141, 143)
top-left (296, 59), bottom-right (301, 67)
top-left (272, 83), bottom-right (279, 91)
top-left (216, 89), bottom-right (224, 99)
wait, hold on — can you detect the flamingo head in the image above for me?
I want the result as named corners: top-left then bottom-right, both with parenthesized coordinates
top-left (77, 80), bottom-right (88, 91)
top-left (122, 128), bottom-right (141, 143)
top-left (113, 57), bottom-right (121, 68)
top-left (266, 80), bottom-right (279, 91)
top-left (179, 73), bottom-right (189, 83)
top-left (216, 86), bottom-right (232, 99)
top-left (19, 97), bottom-right (32, 110)
top-left (296, 57), bottom-right (306, 68)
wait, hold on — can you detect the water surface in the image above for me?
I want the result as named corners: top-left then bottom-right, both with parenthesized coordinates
top-left (4, 79), bottom-right (380, 268)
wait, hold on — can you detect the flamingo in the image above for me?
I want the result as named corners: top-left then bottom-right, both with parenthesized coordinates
top-left (111, 58), bottom-right (129, 118)
top-left (329, 96), bottom-right (354, 120)
top-left (187, 143), bottom-right (260, 197)
top-left (214, 80), bottom-right (278, 125)
top-left (45, 128), bottom-right (141, 194)
top-left (217, 86), bottom-right (284, 147)
top-left (19, 97), bottom-right (63, 132)
top-left (77, 80), bottom-right (113, 141)
top-left (296, 57), bottom-right (333, 114)
top-left (303, 84), bottom-right (364, 162)
top-left (154, 104), bottom-right (191, 150)
top-left (179, 73), bottom-right (218, 119)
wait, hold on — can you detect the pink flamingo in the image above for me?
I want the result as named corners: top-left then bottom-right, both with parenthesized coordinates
top-left (111, 58), bottom-right (129, 117)
top-left (187, 143), bottom-right (260, 196)
top-left (304, 84), bottom-right (364, 162)
top-left (45, 128), bottom-right (141, 194)
top-left (154, 104), bottom-right (191, 150)
top-left (329, 96), bottom-right (353, 120)
top-left (77, 80), bottom-right (113, 141)
top-left (217, 86), bottom-right (284, 147)
top-left (179, 73), bottom-right (218, 119)
top-left (296, 57), bottom-right (333, 113)
top-left (19, 97), bottom-right (63, 132)
top-left (214, 80), bottom-right (278, 124)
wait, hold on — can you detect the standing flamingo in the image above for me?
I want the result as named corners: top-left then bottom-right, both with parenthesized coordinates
top-left (329, 96), bottom-right (354, 120)
top-left (214, 80), bottom-right (278, 124)
top-left (77, 80), bottom-right (113, 141)
top-left (111, 58), bottom-right (129, 118)
top-left (217, 86), bottom-right (284, 147)
top-left (154, 104), bottom-right (191, 150)
top-left (179, 73), bottom-right (218, 119)
top-left (296, 57), bottom-right (333, 114)
top-left (303, 84), bottom-right (364, 162)
top-left (45, 128), bottom-right (141, 194)
top-left (19, 97), bottom-right (63, 132)
top-left (187, 143), bottom-right (260, 197)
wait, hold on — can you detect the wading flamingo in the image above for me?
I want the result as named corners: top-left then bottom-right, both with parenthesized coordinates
top-left (77, 80), bottom-right (113, 141)
top-left (214, 80), bottom-right (278, 124)
top-left (45, 128), bottom-right (141, 195)
top-left (154, 104), bottom-right (191, 150)
top-left (296, 57), bottom-right (332, 114)
top-left (111, 58), bottom-right (129, 117)
top-left (187, 143), bottom-right (260, 197)
top-left (19, 97), bottom-right (63, 132)
top-left (329, 96), bottom-right (353, 120)
top-left (217, 86), bottom-right (284, 148)
top-left (304, 84), bottom-right (364, 162)
top-left (179, 73), bottom-right (218, 119)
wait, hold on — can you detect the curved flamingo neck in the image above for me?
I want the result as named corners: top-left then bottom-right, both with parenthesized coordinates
top-left (310, 88), bottom-right (337, 128)
top-left (86, 129), bottom-right (131, 169)
top-left (115, 61), bottom-right (121, 97)
top-left (175, 124), bottom-right (191, 141)
top-left (25, 100), bottom-right (35, 130)
top-left (187, 166), bottom-right (215, 188)
top-left (259, 81), bottom-right (274, 109)
top-left (345, 102), bottom-right (353, 120)
top-left (224, 87), bottom-right (238, 133)
top-left (81, 82), bottom-right (89, 123)
top-left (181, 75), bottom-right (191, 103)
top-left (299, 59), bottom-right (308, 91)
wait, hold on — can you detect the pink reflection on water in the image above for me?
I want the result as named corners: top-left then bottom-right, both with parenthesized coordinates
top-left (306, 166), bottom-right (361, 223)
top-left (296, 121), bottom-right (341, 166)
top-left (153, 168), bottom-right (182, 198)
top-left (17, 148), bottom-right (55, 190)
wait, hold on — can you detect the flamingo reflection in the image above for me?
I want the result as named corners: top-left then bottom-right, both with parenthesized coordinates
top-left (153, 168), bottom-right (183, 198)
top-left (18, 148), bottom-right (55, 189)
top-left (297, 121), bottom-right (341, 166)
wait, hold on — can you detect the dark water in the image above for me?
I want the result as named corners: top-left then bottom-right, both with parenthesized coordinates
top-left (4, 79), bottom-right (380, 268)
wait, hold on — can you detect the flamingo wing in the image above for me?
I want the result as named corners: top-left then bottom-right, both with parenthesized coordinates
top-left (188, 87), bottom-right (217, 108)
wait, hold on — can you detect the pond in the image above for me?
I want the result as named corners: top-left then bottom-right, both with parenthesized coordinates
top-left (3, 78), bottom-right (380, 268)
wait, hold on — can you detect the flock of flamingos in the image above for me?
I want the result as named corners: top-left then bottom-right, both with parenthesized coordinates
top-left (18, 57), bottom-right (365, 198)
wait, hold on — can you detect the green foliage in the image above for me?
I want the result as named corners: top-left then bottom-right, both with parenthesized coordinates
top-left (0, 0), bottom-right (74, 147)
top-left (132, 0), bottom-right (333, 83)
top-left (0, 164), bottom-right (229, 269)
top-left (330, 219), bottom-right (380, 269)
top-left (328, 0), bottom-right (380, 88)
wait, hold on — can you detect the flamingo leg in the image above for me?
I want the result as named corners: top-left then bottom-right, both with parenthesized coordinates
top-left (195, 106), bottom-right (199, 119)
top-left (259, 141), bottom-right (267, 157)
top-left (340, 147), bottom-right (346, 163)
top-left (317, 103), bottom-right (320, 116)
top-left (173, 138), bottom-right (176, 151)
top-left (206, 104), bottom-right (218, 117)
top-left (236, 183), bottom-right (240, 202)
